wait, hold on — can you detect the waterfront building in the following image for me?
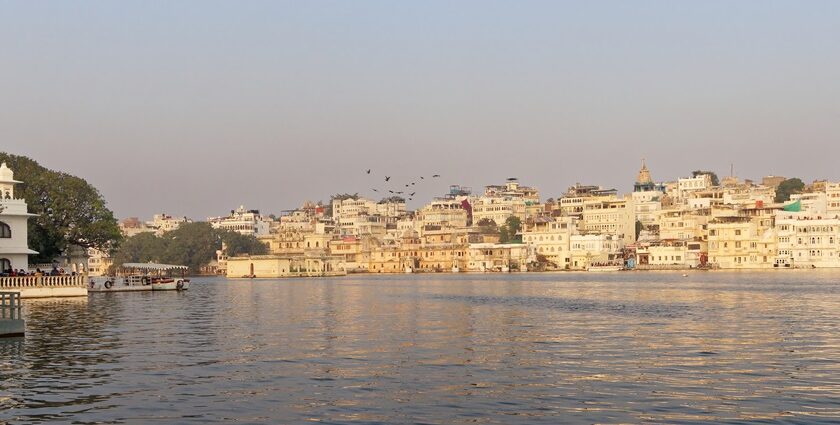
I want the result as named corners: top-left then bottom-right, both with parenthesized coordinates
top-left (0, 163), bottom-right (38, 271)
top-left (774, 211), bottom-right (840, 268)
top-left (707, 211), bottom-right (777, 269)
top-left (521, 216), bottom-right (577, 269)
top-left (208, 205), bottom-right (271, 236)
top-left (466, 243), bottom-right (532, 272)
top-left (569, 234), bottom-right (624, 270)
top-left (417, 199), bottom-right (469, 230)
top-left (658, 207), bottom-right (711, 241)
top-left (631, 160), bottom-right (667, 229)
top-left (226, 254), bottom-right (344, 278)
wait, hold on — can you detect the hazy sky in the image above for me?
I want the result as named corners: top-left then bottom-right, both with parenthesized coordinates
top-left (2, 1), bottom-right (839, 219)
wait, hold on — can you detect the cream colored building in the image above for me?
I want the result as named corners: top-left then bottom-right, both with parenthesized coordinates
top-left (707, 215), bottom-right (776, 269)
top-left (569, 234), bottom-right (624, 270)
top-left (227, 254), bottom-right (344, 278)
top-left (466, 243), bottom-right (532, 272)
top-left (522, 216), bottom-right (577, 269)
top-left (581, 197), bottom-right (636, 243)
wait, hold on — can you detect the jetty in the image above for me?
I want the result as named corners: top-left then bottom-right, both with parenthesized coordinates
top-left (0, 291), bottom-right (24, 337)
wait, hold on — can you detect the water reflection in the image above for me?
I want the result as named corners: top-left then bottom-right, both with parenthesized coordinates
top-left (2, 272), bottom-right (840, 423)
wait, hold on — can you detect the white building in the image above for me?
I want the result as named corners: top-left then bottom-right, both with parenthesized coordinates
top-left (570, 234), bottom-right (625, 270)
top-left (774, 211), bottom-right (840, 268)
top-left (148, 213), bottom-right (192, 235)
top-left (0, 163), bottom-right (38, 272)
top-left (208, 205), bottom-right (271, 236)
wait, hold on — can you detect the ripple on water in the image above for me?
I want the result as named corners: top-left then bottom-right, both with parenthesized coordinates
top-left (2, 272), bottom-right (840, 424)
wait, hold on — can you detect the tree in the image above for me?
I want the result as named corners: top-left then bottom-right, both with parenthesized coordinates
top-left (499, 216), bottom-right (522, 244)
top-left (0, 152), bottom-right (122, 262)
top-left (110, 223), bottom-right (269, 274)
top-left (635, 220), bottom-right (643, 240)
top-left (775, 178), bottom-right (805, 203)
top-left (475, 218), bottom-right (499, 235)
top-left (691, 170), bottom-right (720, 186)
top-left (221, 230), bottom-right (268, 257)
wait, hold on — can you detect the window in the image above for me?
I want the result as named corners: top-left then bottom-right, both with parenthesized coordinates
top-left (0, 222), bottom-right (10, 238)
top-left (0, 258), bottom-right (10, 271)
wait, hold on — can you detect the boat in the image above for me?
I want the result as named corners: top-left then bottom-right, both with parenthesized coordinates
top-left (89, 263), bottom-right (191, 292)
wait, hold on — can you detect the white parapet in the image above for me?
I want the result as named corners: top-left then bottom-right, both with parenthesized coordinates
top-left (0, 275), bottom-right (89, 299)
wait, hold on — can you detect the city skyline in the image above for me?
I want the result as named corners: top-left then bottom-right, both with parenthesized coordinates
top-left (3, 1), bottom-right (840, 218)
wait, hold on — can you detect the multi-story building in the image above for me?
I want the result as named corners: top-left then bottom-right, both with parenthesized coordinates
top-left (208, 205), bottom-right (271, 236)
top-left (569, 234), bottom-right (624, 270)
top-left (774, 212), bottom-right (840, 268)
top-left (521, 216), bottom-right (577, 269)
top-left (0, 163), bottom-right (38, 272)
top-left (707, 214), bottom-right (776, 269)
top-left (148, 213), bottom-right (192, 235)
top-left (471, 179), bottom-right (540, 226)
top-left (466, 243), bottom-right (532, 272)
top-left (581, 197), bottom-right (636, 243)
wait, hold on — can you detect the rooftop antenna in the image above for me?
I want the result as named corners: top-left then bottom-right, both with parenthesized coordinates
top-left (730, 163), bottom-right (734, 177)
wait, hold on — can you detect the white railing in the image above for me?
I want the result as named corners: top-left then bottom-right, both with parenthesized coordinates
top-left (0, 291), bottom-right (22, 320)
top-left (0, 275), bottom-right (88, 289)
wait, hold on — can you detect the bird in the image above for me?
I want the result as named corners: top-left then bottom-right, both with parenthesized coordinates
top-left (420, 176), bottom-right (424, 180)
top-left (408, 198), bottom-right (413, 201)
top-left (405, 184), bottom-right (409, 187)
top-left (385, 176), bottom-right (391, 182)
top-left (432, 174), bottom-right (440, 178)
top-left (366, 169), bottom-right (371, 174)
top-left (397, 191), bottom-right (403, 194)
top-left (410, 192), bottom-right (415, 196)
top-left (388, 190), bottom-right (394, 193)
top-left (411, 182), bottom-right (415, 186)
top-left (372, 188), bottom-right (378, 192)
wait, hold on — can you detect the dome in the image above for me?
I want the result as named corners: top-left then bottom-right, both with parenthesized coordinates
top-left (0, 162), bottom-right (19, 183)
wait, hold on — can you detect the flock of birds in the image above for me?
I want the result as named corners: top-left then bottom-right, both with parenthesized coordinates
top-left (365, 169), bottom-right (440, 201)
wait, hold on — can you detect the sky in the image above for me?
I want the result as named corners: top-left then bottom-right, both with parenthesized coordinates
top-left (2, 1), bottom-right (839, 219)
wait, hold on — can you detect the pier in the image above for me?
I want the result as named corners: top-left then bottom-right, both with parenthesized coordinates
top-left (0, 291), bottom-right (24, 337)
top-left (0, 275), bottom-right (88, 298)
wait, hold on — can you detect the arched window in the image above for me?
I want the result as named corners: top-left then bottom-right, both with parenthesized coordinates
top-left (0, 222), bottom-right (10, 238)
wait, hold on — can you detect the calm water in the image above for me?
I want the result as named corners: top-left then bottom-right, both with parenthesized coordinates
top-left (3, 272), bottom-right (840, 424)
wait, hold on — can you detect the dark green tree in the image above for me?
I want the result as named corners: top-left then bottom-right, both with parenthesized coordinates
top-left (499, 216), bottom-right (522, 244)
top-left (635, 220), bottom-right (643, 240)
top-left (691, 170), bottom-right (720, 186)
top-left (775, 178), bottom-right (805, 203)
top-left (0, 152), bottom-right (122, 262)
top-left (221, 230), bottom-right (269, 256)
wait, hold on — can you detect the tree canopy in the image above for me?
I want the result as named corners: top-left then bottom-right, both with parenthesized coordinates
top-left (0, 152), bottom-right (122, 262)
top-left (499, 216), bottom-right (522, 244)
top-left (775, 178), bottom-right (805, 203)
top-left (111, 222), bottom-right (268, 273)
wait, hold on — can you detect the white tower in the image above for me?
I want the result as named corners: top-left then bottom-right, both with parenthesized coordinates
top-left (0, 163), bottom-right (38, 272)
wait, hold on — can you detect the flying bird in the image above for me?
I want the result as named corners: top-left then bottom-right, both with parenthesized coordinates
top-left (388, 190), bottom-right (394, 193)
top-left (372, 189), bottom-right (378, 192)
top-left (397, 191), bottom-right (403, 194)
top-left (420, 176), bottom-right (424, 180)
top-left (432, 174), bottom-right (440, 178)
top-left (366, 169), bottom-right (371, 174)
top-left (411, 182), bottom-right (415, 186)
top-left (410, 192), bottom-right (415, 196)
top-left (385, 176), bottom-right (391, 182)
top-left (405, 184), bottom-right (409, 187)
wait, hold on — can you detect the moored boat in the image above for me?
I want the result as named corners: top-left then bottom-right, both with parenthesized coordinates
top-left (89, 263), bottom-right (191, 292)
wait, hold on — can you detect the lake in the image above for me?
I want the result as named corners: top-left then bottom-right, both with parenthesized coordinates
top-left (3, 272), bottom-right (840, 424)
